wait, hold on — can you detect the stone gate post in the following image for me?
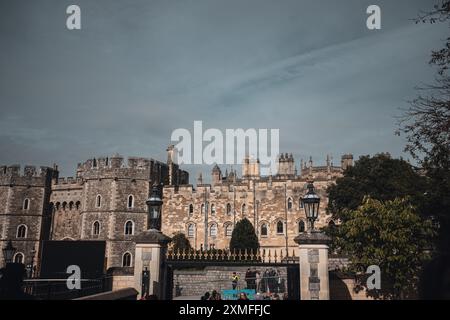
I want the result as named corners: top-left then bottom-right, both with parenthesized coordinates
top-left (134, 229), bottom-right (171, 299)
top-left (294, 232), bottom-right (331, 300)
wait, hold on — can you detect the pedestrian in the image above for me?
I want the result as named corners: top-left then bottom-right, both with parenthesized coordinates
top-left (255, 271), bottom-right (261, 292)
top-left (245, 268), bottom-right (251, 289)
top-left (238, 292), bottom-right (249, 300)
top-left (201, 292), bottom-right (210, 300)
top-left (231, 272), bottom-right (239, 290)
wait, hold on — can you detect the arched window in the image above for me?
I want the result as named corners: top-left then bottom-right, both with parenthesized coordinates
top-left (14, 253), bottom-right (24, 264)
top-left (92, 221), bottom-right (100, 236)
top-left (75, 201), bottom-right (81, 210)
top-left (96, 195), bottom-right (102, 208)
top-left (69, 201), bottom-right (74, 210)
top-left (241, 203), bottom-right (246, 215)
top-left (122, 252), bottom-right (132, 267)
top-left (299, 199), bottom-right (304, 209)
top-left (226, 203), bottom-right (232, 215)
top-left (299, 220), bottom-right (305, 233)
top-left (210, 224), bottom-right (218, 237)
top-left (55, 202), bottom-right (60, 210)
top-left (187, 224), bottom-right (195, 238)
top-left (287, 198), bottom-right (293, 210)
top-left (124, 220), bottom-right (134, 235)
top-left (201, 204), bottom-right (205, 214)
top-left (23, 198), bottom-right (30, 210)
top-left (16, 225), bottom-right (27, 238)
top-left (62, 201), bottom-right (67, 210)
top-left (261, 224), bottom-right (268, 237)
top-left (211, 204), bottom-right (216, 215)
top-left (188, 204), bottom-right (194, 215)
top-left (225, 223), bottom-right (233, 237)
top-left (127, 195), bottom-right (134, 209)
top-left (276, 221), bottom-right (284, 234)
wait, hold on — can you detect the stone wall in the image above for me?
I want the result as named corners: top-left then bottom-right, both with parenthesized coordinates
top-left (172, 266), bottom-right (288, 298)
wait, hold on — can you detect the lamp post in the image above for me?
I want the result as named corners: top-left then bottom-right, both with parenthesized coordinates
top-left (146, 184), bottom-right (163, 231)
top-left (301, 181), bottom-right (320, 232)
top-left (2, 240), bottom-right (16, 265)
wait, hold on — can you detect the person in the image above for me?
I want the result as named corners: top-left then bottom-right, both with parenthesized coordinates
top-left (201, 292), bottom-right (210, 300)
top-left (210, 290), bottom-right (221, 300)
top-left (238, 292), bottom-right (249, 300)
top-left (231, 272), bottom-right (239, 290)
top-left (255, 271), bottom-right (261, 292)
top-left (245, 268), bottom-right (251, 289)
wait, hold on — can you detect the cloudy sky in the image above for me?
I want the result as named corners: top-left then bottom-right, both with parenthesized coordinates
top-left (0, 0), bottom-right (448, 181)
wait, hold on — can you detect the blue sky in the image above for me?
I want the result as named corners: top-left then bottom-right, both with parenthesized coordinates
top-left (0, 0), bottom-right (448, 181)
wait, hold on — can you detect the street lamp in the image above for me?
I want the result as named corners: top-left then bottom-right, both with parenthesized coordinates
top-left (2, 240), bottom-right (16, 265)
top-left (146, 184), bottom-right (163, 231)
top-left (301, 181), bottom-right (320, 232)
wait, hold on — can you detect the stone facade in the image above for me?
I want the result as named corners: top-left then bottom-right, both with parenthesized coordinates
top-left (0, 152), bottom-right (188, 271)
top-left (162, 153), bottom-right (353, 254)
top-left (0, 148), bottom-right (353, 274)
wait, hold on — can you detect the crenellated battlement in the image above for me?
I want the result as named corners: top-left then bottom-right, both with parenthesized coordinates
top-left (76, 155), bottom-right (164, 172)
top-left (0, 164), bottom-right (56, 178)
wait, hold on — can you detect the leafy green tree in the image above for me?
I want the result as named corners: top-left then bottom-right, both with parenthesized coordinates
top-left (335, 197), bottom-right (435, 299)
top-left (229, 218), bottom-right (259, 252)
top-left (171, 232), bottom-right (192, 252)
top-left (398, 0), bottom-right (450, 252)
top-left (327, 154), bottom-right (427, 221)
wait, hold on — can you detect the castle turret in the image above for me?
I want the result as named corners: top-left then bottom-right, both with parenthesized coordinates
top-left (212, 164), bottom-right (222, 186)
top-left (341, 154), bottom-right (354, 171)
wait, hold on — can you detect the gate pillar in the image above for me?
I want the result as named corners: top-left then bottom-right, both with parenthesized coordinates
top-left (294, 232), bottom-right (331, 300)
top-left (134, 229), bottom-right (171, 299)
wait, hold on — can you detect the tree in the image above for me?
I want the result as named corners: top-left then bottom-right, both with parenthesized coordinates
top-left (334, 197), bottom-right (435, 299)
top-left (229, 218), bottom-right (259, 252)
top-left (171, 232), bottom-right (192, 252)
top-left (327, 154), bottom-right (427, 222)
top-left (398, 0), bottom-right (450, 251)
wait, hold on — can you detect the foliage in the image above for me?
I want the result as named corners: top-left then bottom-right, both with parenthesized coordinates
top-left (229, 218), bottom-right (259, 252)
top-left (334, 197), bottom-right (435, 299)
top-left (171, 232), bottom-right (192, 252)
top-left (398, 0), bottom-right (450, 251)
top-left (326, 154), bottom-right (427, 222)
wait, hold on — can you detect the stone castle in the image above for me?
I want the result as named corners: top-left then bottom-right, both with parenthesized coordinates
top-left (0, 147), bottom-right (353, 271)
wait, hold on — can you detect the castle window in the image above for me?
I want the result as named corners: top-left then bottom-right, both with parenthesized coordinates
top-left (211, 204), bottom-right (216, 216)
top-left (14, 253), bottom-right (24, 264)
top-left (226, 203), bottom-right (232, 215)
top-left (187, 224), bottom-right (195, 238)
top-left (287, 198), bottom-right (293, 211)
top-left (55, 202), bottom-right (60, 210)
top-left (201, 204), bottom-right (205, 214)
top-left (62, 201), bottom-right (67, 210)
top-left (122, 252), bottom-right (132, 267)
top-left (225, 223), bottom-right (233, 237)
top-left (210, 224), bottom-right (218, 237)
top-left (75, 201), bottom-right (81, 210)
top-left (96, 195), bottom-right (102, 208)
top-left (23, 198), bottom-right (30, 210)
top-left (276, 221), bottom-right (284, 235)
top-left (261, 224), bottom-right (268, 237)
top-left (92, 221), bottom-right (100, 236)
top-left (241, 204), bottom-right (246, 215)
top-left (69, 201), bottom-right (74, 210)
top-left (299, 199), bottom-right (304, 209)
top-left (299, 220), bottom-right (305, 233)
top-left (124, 220), bottom-right (134, 235)
top-left (188, 204), bottom-right (194, 215)
top-left (127, 195), bottom-right (134, 209)
top-left (16, 225), bottom-right (27, 238)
